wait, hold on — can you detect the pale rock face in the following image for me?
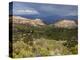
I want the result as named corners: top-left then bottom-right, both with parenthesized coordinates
top-left (12, 16), bottom-right (45, 26)
top-left (54, 20), bottom-right (77, 29)
top-left (33, 18), bottom-right (45, 26)
top-left (13, 16), bottom-right (27, 20)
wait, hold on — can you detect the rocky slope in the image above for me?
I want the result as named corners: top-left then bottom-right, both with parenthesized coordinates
top-left (10, 16), bottom-right (77, 29)
top-left (54, 19), bottom-right (77, 29)
top-left (11, 16), bottom-right (45, 26)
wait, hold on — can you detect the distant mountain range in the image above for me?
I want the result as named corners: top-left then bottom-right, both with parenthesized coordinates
top-left (10, 16), bottom-right (77, 29)
top-left (15, 14), bottom-right (78, 24)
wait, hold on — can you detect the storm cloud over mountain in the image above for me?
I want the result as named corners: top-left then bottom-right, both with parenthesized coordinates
top-left (9, 1), bottom-right (78, 24)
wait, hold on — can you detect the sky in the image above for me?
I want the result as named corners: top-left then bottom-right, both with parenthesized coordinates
top-left (9, 1), bottom-right (78, 23)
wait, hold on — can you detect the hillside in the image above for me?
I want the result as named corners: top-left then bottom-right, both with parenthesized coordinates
top-left (10, 16), bottom-right (45, 27)
top-left (54, 19), bottom-right (77, 29)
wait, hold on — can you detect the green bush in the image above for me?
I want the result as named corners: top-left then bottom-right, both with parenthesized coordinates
top-left (11, 24), bottom-right (78, 58)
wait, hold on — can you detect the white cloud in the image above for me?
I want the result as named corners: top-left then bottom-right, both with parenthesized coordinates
top-left (15, 8), bottom-right (39, 15)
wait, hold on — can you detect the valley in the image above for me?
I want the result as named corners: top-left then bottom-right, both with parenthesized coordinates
top-left (9, 16), bottom-right (78, 58)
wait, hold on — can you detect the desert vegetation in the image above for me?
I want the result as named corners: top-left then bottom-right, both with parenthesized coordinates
top-left (9, 20), bottom-right (78, 58)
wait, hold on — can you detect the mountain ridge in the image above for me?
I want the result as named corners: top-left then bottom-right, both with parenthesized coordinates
top-left (10, 16), bottom-right (45, 27)
top-left (54, 19), bottom-right (77, 29)
top-left (9, 16), bottom-right (77, 29)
